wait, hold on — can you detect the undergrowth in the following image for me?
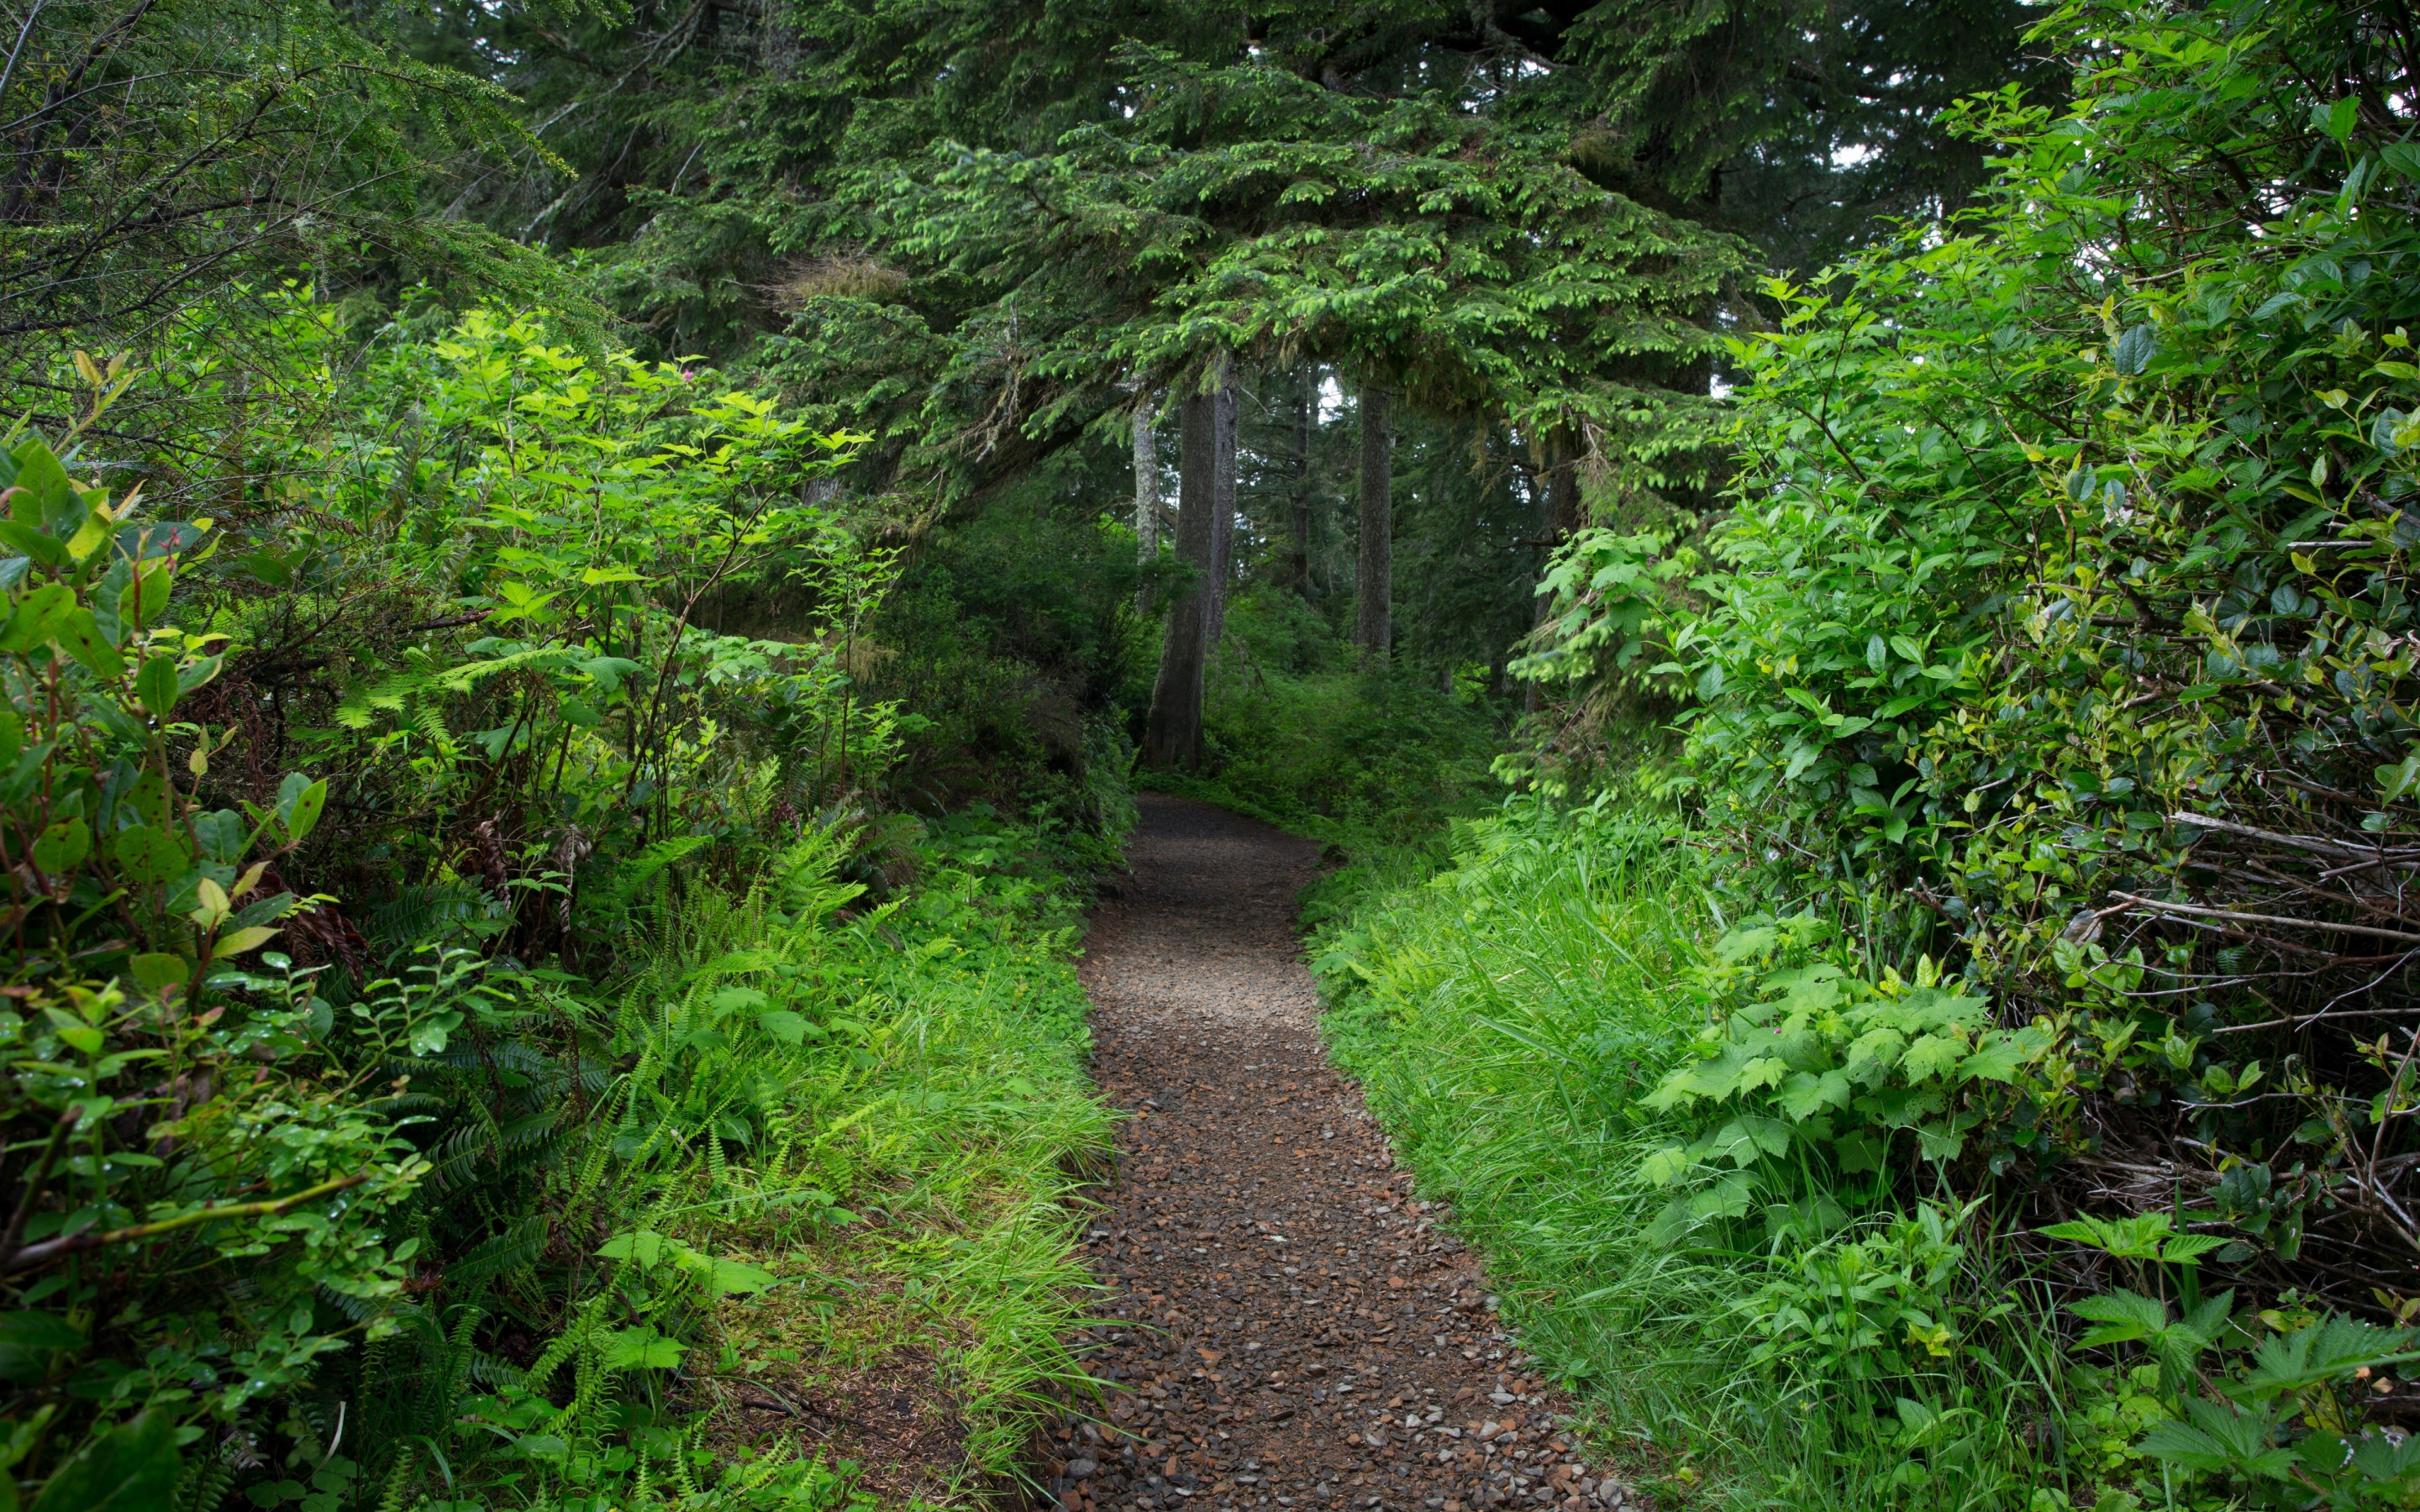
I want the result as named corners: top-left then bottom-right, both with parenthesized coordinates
top-left (1141, 588), bottom-right (1502, 850)
top-left (282, 806), bottom-right (1117, 1512)
top-left (0, 360), bottom-right (1124, 1507)
top-left (1309, 802), bottom-right (2102, 1509)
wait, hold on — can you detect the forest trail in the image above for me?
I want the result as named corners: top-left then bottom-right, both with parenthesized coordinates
top-left (1038, 796), bottom-right (1635, 1512)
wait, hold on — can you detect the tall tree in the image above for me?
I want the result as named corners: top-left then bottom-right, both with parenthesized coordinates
top-left (1142, 386), bottom-right (1221, 769)
top-left (1204, 369), bottom-right (1236, 647)
top-left (1289, 365), bottom-right (1316, 598)
top-left (445, 0), bottom-right (2050, 727)
top-left (1134, 396), bottom-right (1160, 609)
top-left (0, 0), bottom-right (571, 456)
top-left (1355, 384), bottom-right (1393, 667)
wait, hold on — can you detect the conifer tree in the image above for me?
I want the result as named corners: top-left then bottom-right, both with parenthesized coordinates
top-left (1355, 386), bottom-right (1394, 669)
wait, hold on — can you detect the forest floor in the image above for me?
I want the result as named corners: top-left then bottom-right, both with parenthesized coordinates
top-left (1033, 796), bottom-right (1639, 1512)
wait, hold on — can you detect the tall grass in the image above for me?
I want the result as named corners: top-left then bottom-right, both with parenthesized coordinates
top-left (318, 808), bottom-right (1121, 1512)
top-left (608, 816), bottom-right (1116, 1493)
top-left (1307, 801), bottom-right (2096, 1511)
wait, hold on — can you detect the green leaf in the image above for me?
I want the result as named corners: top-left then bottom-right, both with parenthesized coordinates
top-left (0, 585), bottom-right (73, 654)
top-left (1958, 1031), bottom-right (2035, 1083)
top-left (578, 655), bottom-right (645, 694)
top-left (2159, 1232), bottom-right (2230, 1263)
top-left (211, 926), bottom-right (279, 958)
top-left (597, 1231), bottom-right (666, 1267)
top-left (2238, 1315), bottom-right (2420, 1402)
top-left (706, 1258), bottom-right (776, 1294)
top-left (134, 655), bottom-right (177, 717)
top-left (29, 1409), bottom-right (179, 1512)
top-left (755, 1010), bottom-right (812, 1045)
top-left (29, 821), bottom-right (87, 874)
top-left (111, 827), bottom-right (187, 885)
top-left (2113, 323), bottom-right (2159, 375)
top-left (1900, 1032), bottom-right (1969, 1083)
top-left (7, 442), bottom-right (71, 531)
top-left (62, 509), bottom-right (109, 565)
top-left (54, 610), bottom-right (119, 679)
top-left (175, 654), bottom-right (220, 698)
top-left (1778, 1069), bottom-right (1851, 1119)
top-left (2072, 1288), bottom-right (2168, 1346)
top-left (44, 1010), bottom-right (101, 1054)
top-left (1639, 1144), bottom-right (1695, 1185)
top-left (0, 1315), bottom-right (83, 1350)
top-left (710, 986), bottom-right (769, 1015)
top-left (599, 1326), bottom-right (684, 1372)
top-left (2139, 1399), bottom-right (2296, 1479)
top-left (0, 524), bottom-right (65, 570)
top-left (2346, 1429), bottom-right (2420, 1482)
top-left (277, 777), bottom-right (326, 844)
top-left (127, 954), bottom-right (189, 997)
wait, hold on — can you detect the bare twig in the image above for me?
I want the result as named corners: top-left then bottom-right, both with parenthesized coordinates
top-left (2109, 891), bottom-right (2420, 945)
top-left (2169, 811), bottom-right (2410, 859)
top-left (0, 1106), bottom-right (79, 1268)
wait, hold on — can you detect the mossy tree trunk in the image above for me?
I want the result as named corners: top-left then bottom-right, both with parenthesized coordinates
top-left (1143, 387), bottom-right (1221, 769)
top-left (1355, 384), bottom-right (1392, 669)
top-left (1207, 371), bottom-right (1237, 649)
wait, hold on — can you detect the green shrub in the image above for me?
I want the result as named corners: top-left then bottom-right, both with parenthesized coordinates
top-left (1516, 0), bottom-right (2420, 1389)
top-left (0, 343), bottom-right (1125, 1508)
top-left (1160, 586), bottom-right (1502, 845)
top-left (0, 425), bottom-right (450, 1501)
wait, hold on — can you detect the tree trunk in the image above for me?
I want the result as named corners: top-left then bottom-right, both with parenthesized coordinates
top-left (1291, 365), bottom-right (1313, 598)
top-left (1207, 370), bottom-right (1237, 649)
top-left (1141, 389), bottom-right (1219, 770)
top-left (1134, 398), bottom-right (1159, 612)
top-left (1525, 430), bottom-right (1582, 715)
top-left (1355, 384), bottom-right (1392, 669)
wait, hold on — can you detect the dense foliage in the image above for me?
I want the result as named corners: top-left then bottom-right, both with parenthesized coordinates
top-left (1526, 0), bottom-right (2420, 1307)
top-left (0, 312), bottom-right (1127, 1507)
top-left (22, 0), bottom-right (2383, 1504)
top-left (1291, 0), bottom-right (2420, 1507)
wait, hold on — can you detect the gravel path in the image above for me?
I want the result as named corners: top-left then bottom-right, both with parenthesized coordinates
top-left (1037, 795), bottom-right (1634, 1512)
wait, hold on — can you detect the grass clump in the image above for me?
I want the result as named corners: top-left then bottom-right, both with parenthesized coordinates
top-left (1307, 801), bottom-right (2098, 1511)
top-left (299, 806), bottom-right (1122, 1512)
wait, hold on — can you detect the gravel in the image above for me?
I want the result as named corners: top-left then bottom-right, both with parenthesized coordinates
top-left (1036, 795), bottom-right (1636, 1512)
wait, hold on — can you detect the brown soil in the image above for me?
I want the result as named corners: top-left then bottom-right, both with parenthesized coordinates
top-left (698, 1340), bottom-right (965, 1504)
top-left (1037, 795), bottom-right (1636, 1512)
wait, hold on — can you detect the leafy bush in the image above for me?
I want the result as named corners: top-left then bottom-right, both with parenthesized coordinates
top-left (1308, 800), bottom-right (2082, 1508)
top-left (1521, 0), bottom-right (2420, 1326)
top-left (1639, 927), bottom-right (2036, 1216)
top-left (0, 425), bottom-right (454, 1500)
top-left (0, 344), bottom-right (1123, 1507)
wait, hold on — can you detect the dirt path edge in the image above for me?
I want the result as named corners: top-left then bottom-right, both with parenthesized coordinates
top-left (1032, 795), bottom-right (1641, 1512)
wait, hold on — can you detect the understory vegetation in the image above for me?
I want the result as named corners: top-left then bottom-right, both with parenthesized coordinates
top-left (6, 0), bottom-right (2417, 1504)
top-left (0, 305), bottom-right (1129, 1509)
top-left (1301, 3), bottom-right (2420, 1509)
top-left (1148, 589), bottom-right (1503, 848)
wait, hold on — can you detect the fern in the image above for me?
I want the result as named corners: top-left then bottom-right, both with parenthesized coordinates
top-left (443, 1215), bottom-right (549, 1286)
top-left (359, 884), bottom-right (488, 953)
top-left (171, 1455), bottom-right (234, 1512)
top-left (373, 1446), bottom-right (416, 1512)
